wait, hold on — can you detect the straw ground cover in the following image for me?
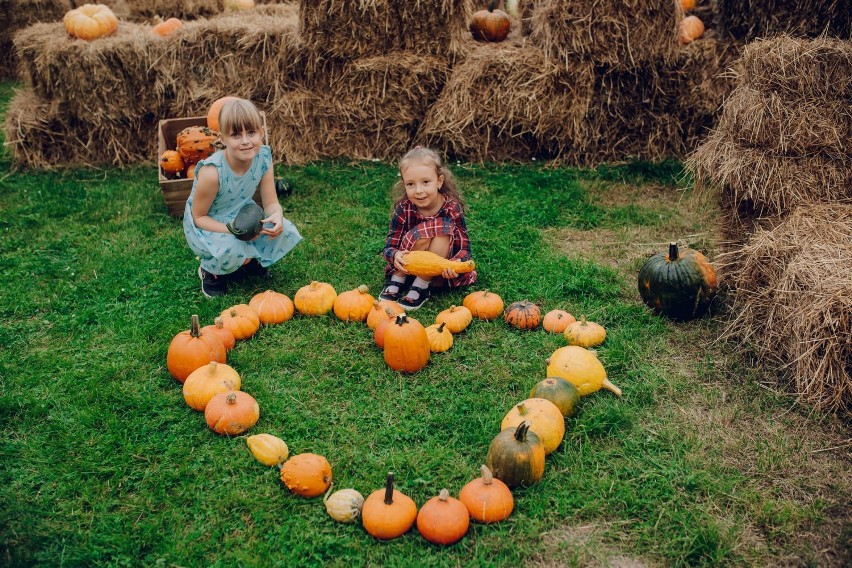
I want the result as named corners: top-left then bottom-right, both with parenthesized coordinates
top-left (0, 82), bottom-right (850, 566)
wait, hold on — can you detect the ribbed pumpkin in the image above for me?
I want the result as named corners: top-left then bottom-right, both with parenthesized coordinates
top-left (383, 314), bottom-right (430, 373)
top-left (201, 317), bottom-right (236, 351)
top-left (463, 290), bottom-right (504, 321)
top-left (166, 314), bottom-right (226, 383)
top-left (333, 285), bottom-right (375, 322)
top-left (529, 377), bottom-right (581, 418)
top-left (400, 250), bottom-right (476, 278)
top-left (294, 281), bottom-right (337, 316)
top-left (542, 309), bottom-right (576, 334)
top-left (501, 398), bottom-right (565, 455)
top-left (279, 453), bottom-right (333, 498)
top-left (152, 17), bottom-right (182, 37)
top-left (416, 489), bottom-right (470, 546)
top-left (204, 391), bottom-right (259, 435)
top-left (207, 95), bottom-right (239, 131)
top-left (485, 421), bottom-right (545, 489)
top-left (246, 433), bottom-right (289, 466)
top-left (366, 300), bottom-right (405, 330)
top-left (324, 485), bottom-right (365, 523)
top-left (459, 465), bottom-right (514, 524)
top-left (249, 290), bottom-right (294, 324)
top-left (546, 346), bottom-right (621, 397)
top-left (564, 316), bottom-right (606, 348)
top-left (470, 0), bottom-right (511, 42)
top-left (435, 305), bottom-right (472, 334)
top-left (638, 242), bottom-right (718, 321)
top-left (64, 4), bottom-right (118, 40)
top-left (362, 473), bottom-right (418, 540)
top-left (159, 150), bottom-right (185, 177)
top-left (219, 304), bottom-right (260, 340)
top-left (177, 126), bottom-right (218, 162)
top-left (183, 361), bottom-right (241, 411)
top-left (425, 322), bottom-right (453, 353)
top-left (504, 300), bottom-right (542, 330)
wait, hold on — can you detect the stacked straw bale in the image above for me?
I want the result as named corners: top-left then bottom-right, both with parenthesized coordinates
top-left (717, 0), bottom-right (852, 41)
top-left (0, 0), bottom-right (71, 78)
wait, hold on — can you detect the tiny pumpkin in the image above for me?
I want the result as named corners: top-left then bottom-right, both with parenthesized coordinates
top-left (529, 377), bottom-right (581, 418)
top-left (470, 0), bottom-right (511, 42)
top-left (459, 465), bottom-right (514, 523)
top-left (294, 281), bottom-right (337, 316)
top-left (425, 322), bottom-right (454, 353)
top-left (333, 285), bottom-right (375, 322)
top-left (159, 150), bottom-right (185, 176)
top-left (166, 314), bottom-right (226, 383)
top-left (183, 361), bottom-right (241, 411)
top-left (680, 0), bottom-right (696, 10)
top-left (64, 4), bottom-right (118, 40)
top-left (246, 433), bottom-right (289, 466)
top-left (679, 15), bottom-right (705, 45)
top-left (185, 163), bottom-right (197, 179)
top-left (204, 391), bottom-right (259, 436)
top-left (542, 309), bottom-right (576, 334)
top-left (485, 421), bottom-right (545, 489)
top-left (501, 398), bottom-right (565, 455)
top-left (362, 472), bottom-right (418, 540)
top-left (435, 305), bottom-right (472, 334)
top-left (219, 304), bottom-right (260, 340)
top-left (504, 300), bottom-right (542, 330)
top-left (279, 453), bottom-right (333, 498)
top-left (324, 484), bottom-right (365, 523)
top-left (416, 489), bottom-right (470, 546)
top-left (546, 346), bottom-right (621, 397)
top-left (564, 315), bottom-right (606, 348)
top-left (366, 299), bottom-right (405, 330)
top-left (206, 95), bottom-right (239, 131)
top-left (463, 290), bottom-right (504, 320)
top-left (383, 314), bottom-right (430, 373)
top-left (249, 290), bottom-right (294, 324)
top-left (152, 17), bottom-right (182, 37)
top-left (201, 316), bottom-right (236, 351)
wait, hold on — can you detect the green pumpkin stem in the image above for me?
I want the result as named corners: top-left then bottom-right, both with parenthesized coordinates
top-left (668, 242), bottom-right (679, 262)
top-left (190, 314), bottom-right (201, 338)
top-left (516, 402), bottom-right (528, 416)
top-left (514, 420), bottom-right (531, 442)
top-left (384, 472), bottom-right (395, 504)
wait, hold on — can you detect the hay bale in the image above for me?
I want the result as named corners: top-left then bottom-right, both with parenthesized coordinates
top-left (417, 40), bottom-right (595, 162)
top-left (116, 0), bottom-right (223, 20)
top-left (299, 0), bottom-right (474, 59)
top-left (717, 0), bottom-right (852, 41)
top-left (724, 204), bottom-right (852, 414)
top-left (0, 0), bottom-right (71, 78)
top-left (528, 0), bottom-right (682, 69)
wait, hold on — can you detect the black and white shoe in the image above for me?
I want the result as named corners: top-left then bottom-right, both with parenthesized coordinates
top-left (198, 266), bottom-right (228, 298)
top-left (399, 285), bottom-right (430, 311)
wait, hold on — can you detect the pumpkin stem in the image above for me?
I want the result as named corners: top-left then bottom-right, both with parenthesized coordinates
top-left (516, 402), bottom-right (528, 415)
top-left (514, 420), bottom-right (531, 442)
top-left (580, 315), bottom-right (587, 325)
top-left (190, 314), bottom-right (201, 338)
top-left (323, 482), bottom-right (334, 504)
top-left (668, 242), bottom-right (679, 262)
top-left (310, 281), bottom-right (319, 289)
top-left (384, 472), bottom-right (395, 505)
top-left (357, 285), bottom-right (369, 294)
top-left (225, 393), bottom-right (237, 405)
top-left (480, 465), bottom-right (493, 485)
top-left (488, 0), bottom-right (497, 12)
top-left (602, 379), bottom-right (623, 398)
top-left (384, 307), bottom-right (395, 318)
top-left (438, 488), bottom-right (450, 501)
top-left (436, 321), bottom-right (447, 333)
top-left (394, 314), bottom-right (408, 326)
top-left (207, 361), bottom-right (218, 375)
top-left (214, 316), bottom-right (225, 329)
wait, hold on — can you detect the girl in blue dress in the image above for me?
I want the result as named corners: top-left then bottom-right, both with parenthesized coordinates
top-left (183, 98), bottom-right (301, 297)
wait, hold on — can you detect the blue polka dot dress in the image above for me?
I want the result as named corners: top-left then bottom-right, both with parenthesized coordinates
top-left (183, 146), bottom-right (302, 276)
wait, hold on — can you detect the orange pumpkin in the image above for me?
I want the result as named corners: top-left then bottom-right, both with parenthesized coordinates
top-left (333, 285), bottom-right (375, 322)
top-left (249, 290), bottom-right (294, 324)
top-left (159, 150), bottom-right (184, 177)
top-left (219, 304), bottom-right (260, 340)
top-left (200, 317), bottom-right (235, 351)
top-left (425, 322), bottom-right (453, 353)
top-left (204, 391), bottom-right (259, 436)
top-left (279, 453), bottom-right (333, 498)
top-left (152, 17), bottom-right (182, 37)
top-left (501, 398), bottom-right (565, 455)
top-left (362, 473), bottom-right (417, 540)
top-left (366, 299), bottom-right (405, 330)
top-left (416, 489), bottom-right (469, 546)
top-left (64, 4), bottom-right (118, 40)
top-left (177, 126), bottom-right (218, 162)
top-left (207, 95), bottom-right (239, 132)
top-left (435, 305), bottom-right (472, 334)
top-left (680, 0), bottom-right (696, 11)
top-left (185, 163), bottom-right (197, 179)
top-left (294, 281), bottom-right (337, 316)
top-left (166, 314), bottom-right (226, 383)
top-left (463, 290), bottom-right (504, 321)
top-left (374, 307), bottom-right (405, 349)
top-left (470, 0), bottom-right (511, 42)
top-left (504, 300), bottom-right (542, 330)
top-left (679, 15), bottom-right (705, 45)
top-left (183, 361), bottom-right (241, 411)
top-left (459, 465), bottom-right (514, 523)
top-left (383, 314), bottom-right (430, 373)
top-left (542, 309), bottom-right (576, 334)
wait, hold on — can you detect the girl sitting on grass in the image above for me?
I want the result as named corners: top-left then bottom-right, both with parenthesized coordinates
top-left (380, 146), bottom-right (477, 310)
top-left (183, 98), bottom-right (301, 298)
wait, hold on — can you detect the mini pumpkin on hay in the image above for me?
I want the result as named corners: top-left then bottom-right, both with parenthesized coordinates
top-left (64, 4), bottom-right (118, 40)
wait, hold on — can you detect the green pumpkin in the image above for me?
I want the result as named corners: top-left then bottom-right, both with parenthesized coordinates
top-left (529, 377), bottom-right (581, 418)
top-left (485, 421), bottom-right (545, 489)
top-left (638, 242), bottom-right (718, 321)
top-left (227, 202), bottom-right (264, 241)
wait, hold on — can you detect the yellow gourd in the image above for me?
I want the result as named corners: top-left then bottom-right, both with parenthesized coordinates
top-left (401, 251), bottom-right (475, 278)
top-left (564, 315), bottom-right (606, 347)
top-left (500, 399), bottom-right (565, 454)
top-left (545, 346), bottom-right (621, 397)
top-left (246, 433), bottom-right (289, 466)
top-left (324, 484), bottom-right (365, 523)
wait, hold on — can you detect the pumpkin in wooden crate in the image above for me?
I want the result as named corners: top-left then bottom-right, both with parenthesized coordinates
top-left (542, 309), bottom-right (576, 334)
top-left (383, 314), bottom-right (430, 373)
top-left (207, 95), bottom-right (239, 131)
top-left (152, 17), bottom-right (182, 37)
top-left (637, 242), bottom-right (717, 321)
top-left (219, 304), bottom-right (260, 340)
top-left (362, 472), bottom-right (417, 540)
top-left (485, 421), bottom-right (545, 489)
top-left (200, 317), bottom-right (235, 351)
top-left (529, 377), bottom-right (581, 418)
top-left (159, 150), bottom-right (185, 178)
top-left (204, 391), bottom-right (259, 435)
top-left (177, 126), bottom-right (218, 162)
top-left (183, 361), bottom-right (241, 411)
top-left (564, 316), bottom-right (606, 348)
top-left (333, 285), bottom-right (375, 322)
top-left (470, 0), bottom-right (511, 42)
top-left (416, 489), bottom-right (469, 546)
top-left (463, 290), bottom-right (504, 320)
top-left (279, 453), bottom-right (333, 498)
top-left (64, 4), bottom-right (118, 40)
top-left (425, 322), bottom-right (453, 353)
top-left (435, 305), bottom-right (472, 334)
top-left (400, 250), bottom-right (475, 278)
top-left (504, 300), bottom-right (541, 330)
top-left (679, 15), bottom-right (705, 45)
top-left (546, 346), bottom-right (621, 397)
top-left (166, 314), bottom-right (226, 383)
top-left (246, 433), bottom-right (289, 466)
top-left (324, 485), bottom-right (365, 523)
top-left (459, 465), bottom-right (514, 523)
top-left (249, 290), bottom-right (294, 324)
top-left (294, 281), bottom-right (337, 316)
top-left (366, 300), bottom-right (404, 330)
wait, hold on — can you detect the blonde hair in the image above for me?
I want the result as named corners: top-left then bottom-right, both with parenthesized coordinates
top-left (393, 147), bottom-right (464, 210)
top-left (218, 98), bottom-right (264, 137)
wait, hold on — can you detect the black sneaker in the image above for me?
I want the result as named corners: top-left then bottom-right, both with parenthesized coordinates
top-left (242, 258), bottom-right (271, 280)
top-left (398, 285), bottom-right (430, 311)
top-left (198, 266), bottom-right (228, 298)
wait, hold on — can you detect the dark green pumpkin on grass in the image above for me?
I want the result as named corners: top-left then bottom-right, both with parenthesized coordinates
top-left (638, 242), bottom-right (718, 321)
top-left (227, 202), bottom-right (264, 241)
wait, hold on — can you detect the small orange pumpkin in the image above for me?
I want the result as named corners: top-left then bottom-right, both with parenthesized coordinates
top-left (504, 300), bottom-right (542, 330)
top-left (366, 300), bottom-right (405, 330)
top-left (207, 95), bottom-right (240, 131)
top-left (249, 290), bottom-right (294, 324)
top-left (362, 473), bottom-right (418, 540)
top-left (564, 315), bottom-right (606, 347)
top-left (294, 281), bottom-right (337, 316)
top-left (416, 489), bottom-right (470, 546)
top-left (680, 0), bottom-right (696, 10)
top-left (459, 465), bottom-right (514, 524)
top-left (204, 391), bottom-right (259, 436)
top-left (177, 126), bottom-right (219, 162)
top-left (219, 304), bottom-right (260, 340)
top-left (279, 453), bottom-right (333, 498)
top-left (542, 309), bottom-right (576, 334)
top-left (383, 314), bottom-right (430, 373)
top-left (463, 290), bottom-right (504, 320)
top-left (200, 317), bottom-right (235, 351)
top-left (679, 15), bottom-right (705, 45)
top-left (374, 307), bottom-right (408, 349)
top-left (425, 322), bottom-right (453, 353)
top-left (166, 314), bottom-right (226, 383)
top-left (435, 305), bottom-right (472, 334)
top-left (183, 361), bottom-right (241, 411)
top-left (64, 4), bottom-right (118, 40)
top-left (470, 0), bottom-right (511, 43)
top-left (185, 163), bottom-right (197, 179)
top-left (159, 150), bottom-right (184, 176)
top-left (333, 285), bottom-right (375, 322)
top-left (152, 17), bottom-right (182, 37)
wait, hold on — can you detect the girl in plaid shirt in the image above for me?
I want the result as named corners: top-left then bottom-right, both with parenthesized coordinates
top-left (380, 147), bottom-right (477, 310)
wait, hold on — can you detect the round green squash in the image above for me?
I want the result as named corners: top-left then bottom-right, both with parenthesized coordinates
top-left (529, 377), bottom-right (581, 418)
top-left (485, 421), bottom-right (545, 489)
top-left (227, 202), bottom-right (264, 242)
top-left (637, 242), bottom-right (718, 321)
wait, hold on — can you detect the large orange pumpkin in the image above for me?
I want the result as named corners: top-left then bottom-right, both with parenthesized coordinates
top-left (166, 314), bottom-right (226, 383)
top-left (416, 489), bottom-right (469, 546)
top-left (177, 126), bottom-right (218, 162)
top-left (279, 453), bottom-right (333, 498)
top-left (362, 473), bottom-right (417, 540)
top-left (470, 0), bottom-right (511, 42)
top-left (294, 281), bottom-right (337, 316)
top-left (64, 4), bottom-right (118, 40)
top-left (383, 314), bottom-right (430, 373)
top-left (206, 96), bottom-right (239, 132)
top-left (204, 391), bottom-right (259, 436)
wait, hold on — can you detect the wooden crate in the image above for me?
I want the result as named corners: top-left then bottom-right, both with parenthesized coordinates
top-left (157, 114), bottom-right (267, 217)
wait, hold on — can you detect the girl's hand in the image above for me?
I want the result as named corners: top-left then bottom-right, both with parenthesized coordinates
top-left (441, 267), bottom-right (459, 280)
top-left (259, 211), bottom-right (284, 239)
top-left (393, 251), bottom-right (409, 274)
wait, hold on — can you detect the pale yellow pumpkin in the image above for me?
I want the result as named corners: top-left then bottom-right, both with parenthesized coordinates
top-left (246, 433), bottom-right (289, 466)
top-left (294, 281), bottom-right (337, 316)
top-left (425, 322), bottom-right (454, 353)
top-left (500, 398), bottom-right (565, 455)
top-left (545, 346), bottom-right (621, 397)
top-left (64, 4), bottom-right (118, 40)
top-left (564, 315), bottom-right (606, 347)
top-left (182, 361), bottom-right (241, 411)
top-left (324, 484), bottom-right (365, 523)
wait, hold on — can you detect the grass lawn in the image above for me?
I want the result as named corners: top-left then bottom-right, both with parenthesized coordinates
top-left (0, 80), bottom-right (849, 567)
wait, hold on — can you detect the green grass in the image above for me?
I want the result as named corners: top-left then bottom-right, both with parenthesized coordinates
top-left (1, 80), bottom-right (849, 567)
